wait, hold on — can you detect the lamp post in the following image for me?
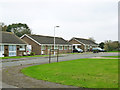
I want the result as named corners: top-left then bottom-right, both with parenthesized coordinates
top-left (54, 26), bottom-right (60, 55)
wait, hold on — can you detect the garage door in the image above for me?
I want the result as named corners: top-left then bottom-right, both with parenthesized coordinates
top-left (9, 45), bottom-right (16, 56)
top-left (0, 45), bottom-right (4, 57)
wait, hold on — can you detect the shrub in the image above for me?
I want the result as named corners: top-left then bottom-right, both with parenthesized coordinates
top-left (30, 52), bottom-right (35, 56)
top-left (104, 40), bottom-right (119, 51)
top-left (93, 49), bottom-right (99, 53)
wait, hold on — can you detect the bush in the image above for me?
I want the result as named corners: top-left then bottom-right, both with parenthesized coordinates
top-left (93, 49), bottom-right (99, 53)
top-left (30, 52), bottom-right (35, 56)
top-left (104, 40), bottom-right (119, 51)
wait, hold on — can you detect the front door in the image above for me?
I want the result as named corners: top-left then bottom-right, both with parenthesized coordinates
top-left (73, 45), bottom-right (75, 49)
top-left (0, 45), bottom-right (4, 57)
top-left (9, 45), bottom-right (16, 56)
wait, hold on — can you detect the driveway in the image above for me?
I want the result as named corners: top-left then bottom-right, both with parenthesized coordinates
top-left (1, 52), bottom-right (118, 88)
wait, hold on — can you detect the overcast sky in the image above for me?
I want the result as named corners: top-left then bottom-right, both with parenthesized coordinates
top-left (0, 0), bottom-right (118, 43)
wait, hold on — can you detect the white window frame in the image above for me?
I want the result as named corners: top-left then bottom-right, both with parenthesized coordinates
top-left (77, 45), bottom-right (81, 48)
top-left (69, 45), bottom-right (72, 50)
top-left (41, 45), bottom-right (45, 50)
top-left (0, 45), bottom-right (4, 57)
top-left (64, 46), bottom-right (68, 50)
top-left (9, 45), bottom-right (16, 51)
top-left (0, 45), bottom-right (4, 51)
top-left (55, 45), bottom-right (58, 49)
top-left (9, 45), bottom-right (16, 56)
top-left (48, 45), bottom-right (52, 50)
top-left (59, 45), bottom-right (63, 50)
top-left (19, 45), bottom-right (25, 51)
top-left (26, 45), bottom-right (32, 53)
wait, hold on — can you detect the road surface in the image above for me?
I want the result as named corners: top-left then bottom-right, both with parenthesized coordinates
top-left (2, 52), bottom-right (118, 67)
top-left (1, 52), bottom-right (118, 88)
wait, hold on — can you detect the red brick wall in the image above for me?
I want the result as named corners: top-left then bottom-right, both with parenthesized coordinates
top-left (69, 39), bottom-right (85, 51)
top-left (43, 45), bottom-right (72, 55)
top-left (17, 45), bottom-right (26, 56)
top-left (21, 36), bottom-right (72, 55)
top-left (4, 45), bottom-right (26, 57)
top-left (22, 36), bottom-right (41, 55)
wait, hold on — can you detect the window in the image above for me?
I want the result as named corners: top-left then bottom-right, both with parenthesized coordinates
top-left (69, 45), bottom-right (72, 50)
top-left (9, 45), bottom-right (16, 56)
top-left (41, 45), bottom-right (45, 50)
top-left (59, 45), bottom-right (63, 50)
top-left (64, 46), bottom-right (68, 50)
top-left (55, 45), bottom-right (58, 49)
top-left (9, 52), bottom-right (16, 56)
top-left (0, 45), bottom-right (4, 51)
top-left (48, 45), bottom-right (52, 50)
top-left (77, 45), bottom-right (81, 48)
top-left (9, 45), bottom-right (16, 51)
top-left (19, 45), bottom-right (25, 51)
top-left (26, 45), bottom-right (32, 52)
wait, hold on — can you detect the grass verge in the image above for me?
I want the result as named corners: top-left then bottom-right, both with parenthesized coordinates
top-left (0, 52), bottom-right (91, 59)
top-left (107, 51), bottom-right (119, 53)
top-left (21, 58), bottom-right (118, 88)
top-left (102, 56), bottom-right (120, 58)
top-left (0, 55), bottom-right (49, 59)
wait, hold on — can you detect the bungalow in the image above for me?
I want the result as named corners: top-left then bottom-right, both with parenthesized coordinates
top-left (21, 34), bottom-right (72, 55)
top-left (0, 31), bottom-right (27, 57)
top-left (69, 37), bottom-right (98, 52)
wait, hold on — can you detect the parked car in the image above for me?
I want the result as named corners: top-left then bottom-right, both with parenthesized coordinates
top-left (23, 51), bottom-right (31, 56)
top-left (73, 48), bottom-right (83, 53)
top-left (92, 48), bottom-right (106, 53)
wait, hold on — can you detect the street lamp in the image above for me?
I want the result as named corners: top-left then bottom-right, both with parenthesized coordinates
top-left (54, 26), bottom-right (60, 55)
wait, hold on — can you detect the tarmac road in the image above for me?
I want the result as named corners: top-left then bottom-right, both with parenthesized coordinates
top-left (2, 52), bottom-right (118, 67)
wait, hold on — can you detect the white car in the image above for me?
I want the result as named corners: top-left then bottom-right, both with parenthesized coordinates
top-left (73, 48), bottom-right (83, 53)
top-left (92, 48), bottom-right (106, 52)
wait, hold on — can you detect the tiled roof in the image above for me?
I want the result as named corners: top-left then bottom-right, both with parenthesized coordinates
top-left (0, 31), bottom-right (27, 44)
top-left (73, 37), bottom-right (98, 45)
top-left (27, 34), bottom-right (71, 45)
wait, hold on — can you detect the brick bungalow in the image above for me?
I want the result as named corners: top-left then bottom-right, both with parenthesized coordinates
top-left (69, 37), bottom-right (98, 52)
top-left (0, 31), bottom-right (27, 57)
top-left (21, 34), bottom-right (72, 55)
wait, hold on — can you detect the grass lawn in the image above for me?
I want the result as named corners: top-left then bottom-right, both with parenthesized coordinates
top-left (107, 51), bottom-right (120, 53)
top-left (21, 58), bottom-right (118, 88)
top-left (102, 56), bottom-right (120, 58)
top-left (0, 55), bottom-right (49, 59)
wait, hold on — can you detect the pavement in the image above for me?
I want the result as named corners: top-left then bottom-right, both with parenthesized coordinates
top-left (0, 52), bottom-right (118, 88)
top-left (0, 68), bottom-right (17, 88)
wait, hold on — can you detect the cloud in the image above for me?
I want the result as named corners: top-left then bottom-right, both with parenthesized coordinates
top-left (0, 0), bottom-right (118, 43)
top-left (0, 0), bottom-right (118, 3)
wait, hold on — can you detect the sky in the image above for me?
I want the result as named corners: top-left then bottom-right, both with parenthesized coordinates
top-left (0, 0), bottom-right (118, 43)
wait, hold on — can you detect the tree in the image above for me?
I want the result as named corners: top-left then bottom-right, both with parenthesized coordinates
top-left (99, 42), bottom-right (105, 49)
top-left (88, 37), bottom-right (95, 42)
top-left (0, 22), bottom-right (7, 31)
top-left (6, 23), bottom-right (32, 37)
top-left (104, 40), bottom-right (119, 51)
